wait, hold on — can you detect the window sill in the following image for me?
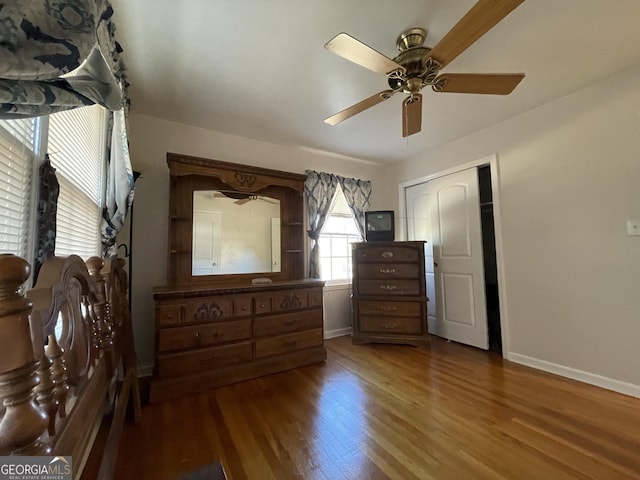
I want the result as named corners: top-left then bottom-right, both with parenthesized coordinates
top-left (322, 280), bottom-right (353, 291)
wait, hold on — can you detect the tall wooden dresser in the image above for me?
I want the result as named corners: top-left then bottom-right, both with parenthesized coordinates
top-left (351, 241), bottom-right (428, 346)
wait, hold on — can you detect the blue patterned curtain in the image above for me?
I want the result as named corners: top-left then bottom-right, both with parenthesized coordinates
top-left (337, 176), bottom-right (372, 239)
top-left (304, 171), bottom-right (339, 279)
top-left (1, 0), bottom-right (134, 258)
top-left (0, 0), bottom-right (127, 117)
top-left (32, 156), bottom-right (59, 282)
top-left (101, 108), bottom-right (133, 256)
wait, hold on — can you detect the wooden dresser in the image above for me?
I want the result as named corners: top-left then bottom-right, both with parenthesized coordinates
top-left (151, 154), bottom-right (327, 402)
top-left (151, 280), bottom-right (326, 402)
top-left (351, 241), bottom-right (428, 346)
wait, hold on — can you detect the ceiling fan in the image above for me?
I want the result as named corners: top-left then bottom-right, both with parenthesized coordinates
top-left (323, 0), bottom-right (526, 137)
top-left (211, 191), bottom-right (277, 206)
top-left (233, 195), bottom-right (279, 206)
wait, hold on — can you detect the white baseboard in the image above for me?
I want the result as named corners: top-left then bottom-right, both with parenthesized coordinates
top-left (507, 352), bottom-right (640, 399)
top-left (325, 327), bottom-right (352, 339)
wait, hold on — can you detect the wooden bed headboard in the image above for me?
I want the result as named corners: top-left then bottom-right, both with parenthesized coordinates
top-left (0, 253), bottom-right (140, 479)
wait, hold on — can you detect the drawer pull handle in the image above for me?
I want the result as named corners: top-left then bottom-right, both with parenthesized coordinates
top-left (380, 284), bottom-right (397, 291)
top-left (382, 251), bottom-right (394, 258)
top-left (380, 305), bottom-right (397, 312)
top-left (382, 322), bottom-right (398, 330)
top-left (379, 268), bottom-right (396, 274)
top-left (211, 330), bottom-right (219, 337)
top-left (195, 331), bottom-right (202, 340)
top-left (260, 303), bottom-right (266, 308)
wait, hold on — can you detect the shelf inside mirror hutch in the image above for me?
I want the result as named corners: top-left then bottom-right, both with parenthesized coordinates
top-left (152, 153), bottom-right (325, 401)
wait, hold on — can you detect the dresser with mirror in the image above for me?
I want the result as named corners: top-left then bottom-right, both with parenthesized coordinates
top-left (150, 153), bottom-right (326, 402)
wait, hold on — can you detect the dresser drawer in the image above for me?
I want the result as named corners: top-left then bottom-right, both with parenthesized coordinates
top-left (234, 295), bottom-right (253, 317)
top-left (255, 328), bottom-right (323, 359)
top-left (254, 310), bottom-right (323, 337)
top-left (358, 279), bottom-right (421, 296)
top-left (156, 342), bottom-right (253, 378)
top-left (255, 289), bottom-right (313, 315)
top-left (183, 298), bottom-right (234, 324)
top-left (156, 319), bottom-right (252, 353)
top-left (157, 304), bottom-right (180, 326)
top-left (358, 300), bottom-right (422, 317)
top-left (271, 290), bottom-right (309, 312)
top-left (359, 315), bottom-right (423, 335)
top-left (356, 245), bottom-right (420, 263)
top-left (357, 263), bottom-right (419, 279)
top-left (255, 294), bottom-right (272, 315)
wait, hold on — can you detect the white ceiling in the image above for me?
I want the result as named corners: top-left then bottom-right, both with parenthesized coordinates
top-left (110, 0), bottom-right (640, 165)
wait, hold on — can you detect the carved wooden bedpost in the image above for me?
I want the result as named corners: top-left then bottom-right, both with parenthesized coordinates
top-left (0, 254), bottom-right (47, 454)
top-left (86, 257), bottom-right (113, 348)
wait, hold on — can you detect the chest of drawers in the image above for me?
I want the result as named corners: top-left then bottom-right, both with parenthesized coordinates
top-left (351, 241), bottom-right (428, 346)
top-left (150, 280), bottom-right (326, 402)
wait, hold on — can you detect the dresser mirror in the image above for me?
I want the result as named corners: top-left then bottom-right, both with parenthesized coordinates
top-left (166, 153), bottom-right (306, 285)
top-left (192, 190), bottom-right (281, 276)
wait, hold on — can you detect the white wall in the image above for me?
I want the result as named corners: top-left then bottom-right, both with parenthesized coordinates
top-left (391, 66), bottom-right (640, 395)
top-left (122, 115), bottom-right (388, 373)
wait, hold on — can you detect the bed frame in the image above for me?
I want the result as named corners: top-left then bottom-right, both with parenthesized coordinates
top-left (0, 253), bottom-right (141, 479)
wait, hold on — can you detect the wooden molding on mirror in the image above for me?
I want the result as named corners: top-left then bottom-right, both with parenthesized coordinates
top-left (166, 153), bottom-right (307, 286)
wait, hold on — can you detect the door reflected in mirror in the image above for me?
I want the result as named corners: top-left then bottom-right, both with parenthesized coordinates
top-left (192, 190), bottom-right (281, 276)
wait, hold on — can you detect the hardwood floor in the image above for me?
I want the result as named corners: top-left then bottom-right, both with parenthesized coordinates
top-left (115, 336), bottom-right (640, 479)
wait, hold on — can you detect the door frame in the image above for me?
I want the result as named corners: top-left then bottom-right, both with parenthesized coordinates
top-left (397, 154), bottom-right (511, 356)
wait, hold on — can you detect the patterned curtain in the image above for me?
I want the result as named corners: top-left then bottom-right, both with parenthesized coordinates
top-left (101, 109), bottom-right (134, 256)
top-left (1, 0), bottom-right (134, 259)
top-left (0, 0), bottom-right (127, 117)
top-left (32, 156), bottom-right (59, 282)
top-left (337, 176), bottom-right (372, 240)
top-left (304, 170), bottom-right (339, 279)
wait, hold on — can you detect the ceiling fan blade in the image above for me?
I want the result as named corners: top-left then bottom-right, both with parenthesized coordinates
top-left (324, 90), bottom-right (396, 126)
top-left (428, 0), bottom-right (524, 68)
top-left (325, 33), bottom-right (406, 76)
top-left (402, 94), bottom-right (422, 137)
top-left (433, 73), bottom-right (524, 94)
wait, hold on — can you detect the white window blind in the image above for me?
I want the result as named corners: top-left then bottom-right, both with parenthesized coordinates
top-left (48, 105), bottom-right (107, 259)
top-left (0, 119), bottom-right (37, 258)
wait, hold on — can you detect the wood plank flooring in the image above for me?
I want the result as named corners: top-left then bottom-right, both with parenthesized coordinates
top-left (115, 336), bottom-right (640, 479)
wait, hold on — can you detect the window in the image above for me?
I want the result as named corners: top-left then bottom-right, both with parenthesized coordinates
top-left (318, 185), bottom-right (362, 281)
top-left (48, 105), bottom-right (107, 258)
top-left (0, 118), bottom-right (38, 259)
top-left (0, 105), bottom-right (107, 265)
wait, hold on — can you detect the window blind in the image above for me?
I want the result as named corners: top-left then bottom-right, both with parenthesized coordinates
top-left (54, 176), bottom-right (101, 259)
top-left (0, 119), bottom-right (36, 258)
top-left (48, 105), bottom-right (107, 259)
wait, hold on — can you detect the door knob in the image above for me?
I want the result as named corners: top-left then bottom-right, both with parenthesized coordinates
top-left (434, 262), bottom-right (438, 267)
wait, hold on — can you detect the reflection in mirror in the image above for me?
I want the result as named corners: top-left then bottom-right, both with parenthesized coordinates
top-left (192, 190), bottom-right (281, 276)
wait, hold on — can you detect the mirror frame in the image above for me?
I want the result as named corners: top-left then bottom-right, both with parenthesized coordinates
top-left (166, 153), bottom-right (306, 286)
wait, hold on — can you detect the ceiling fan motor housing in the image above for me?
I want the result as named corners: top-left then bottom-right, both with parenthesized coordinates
top-left (388, 28), bottom-right (437, 93)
